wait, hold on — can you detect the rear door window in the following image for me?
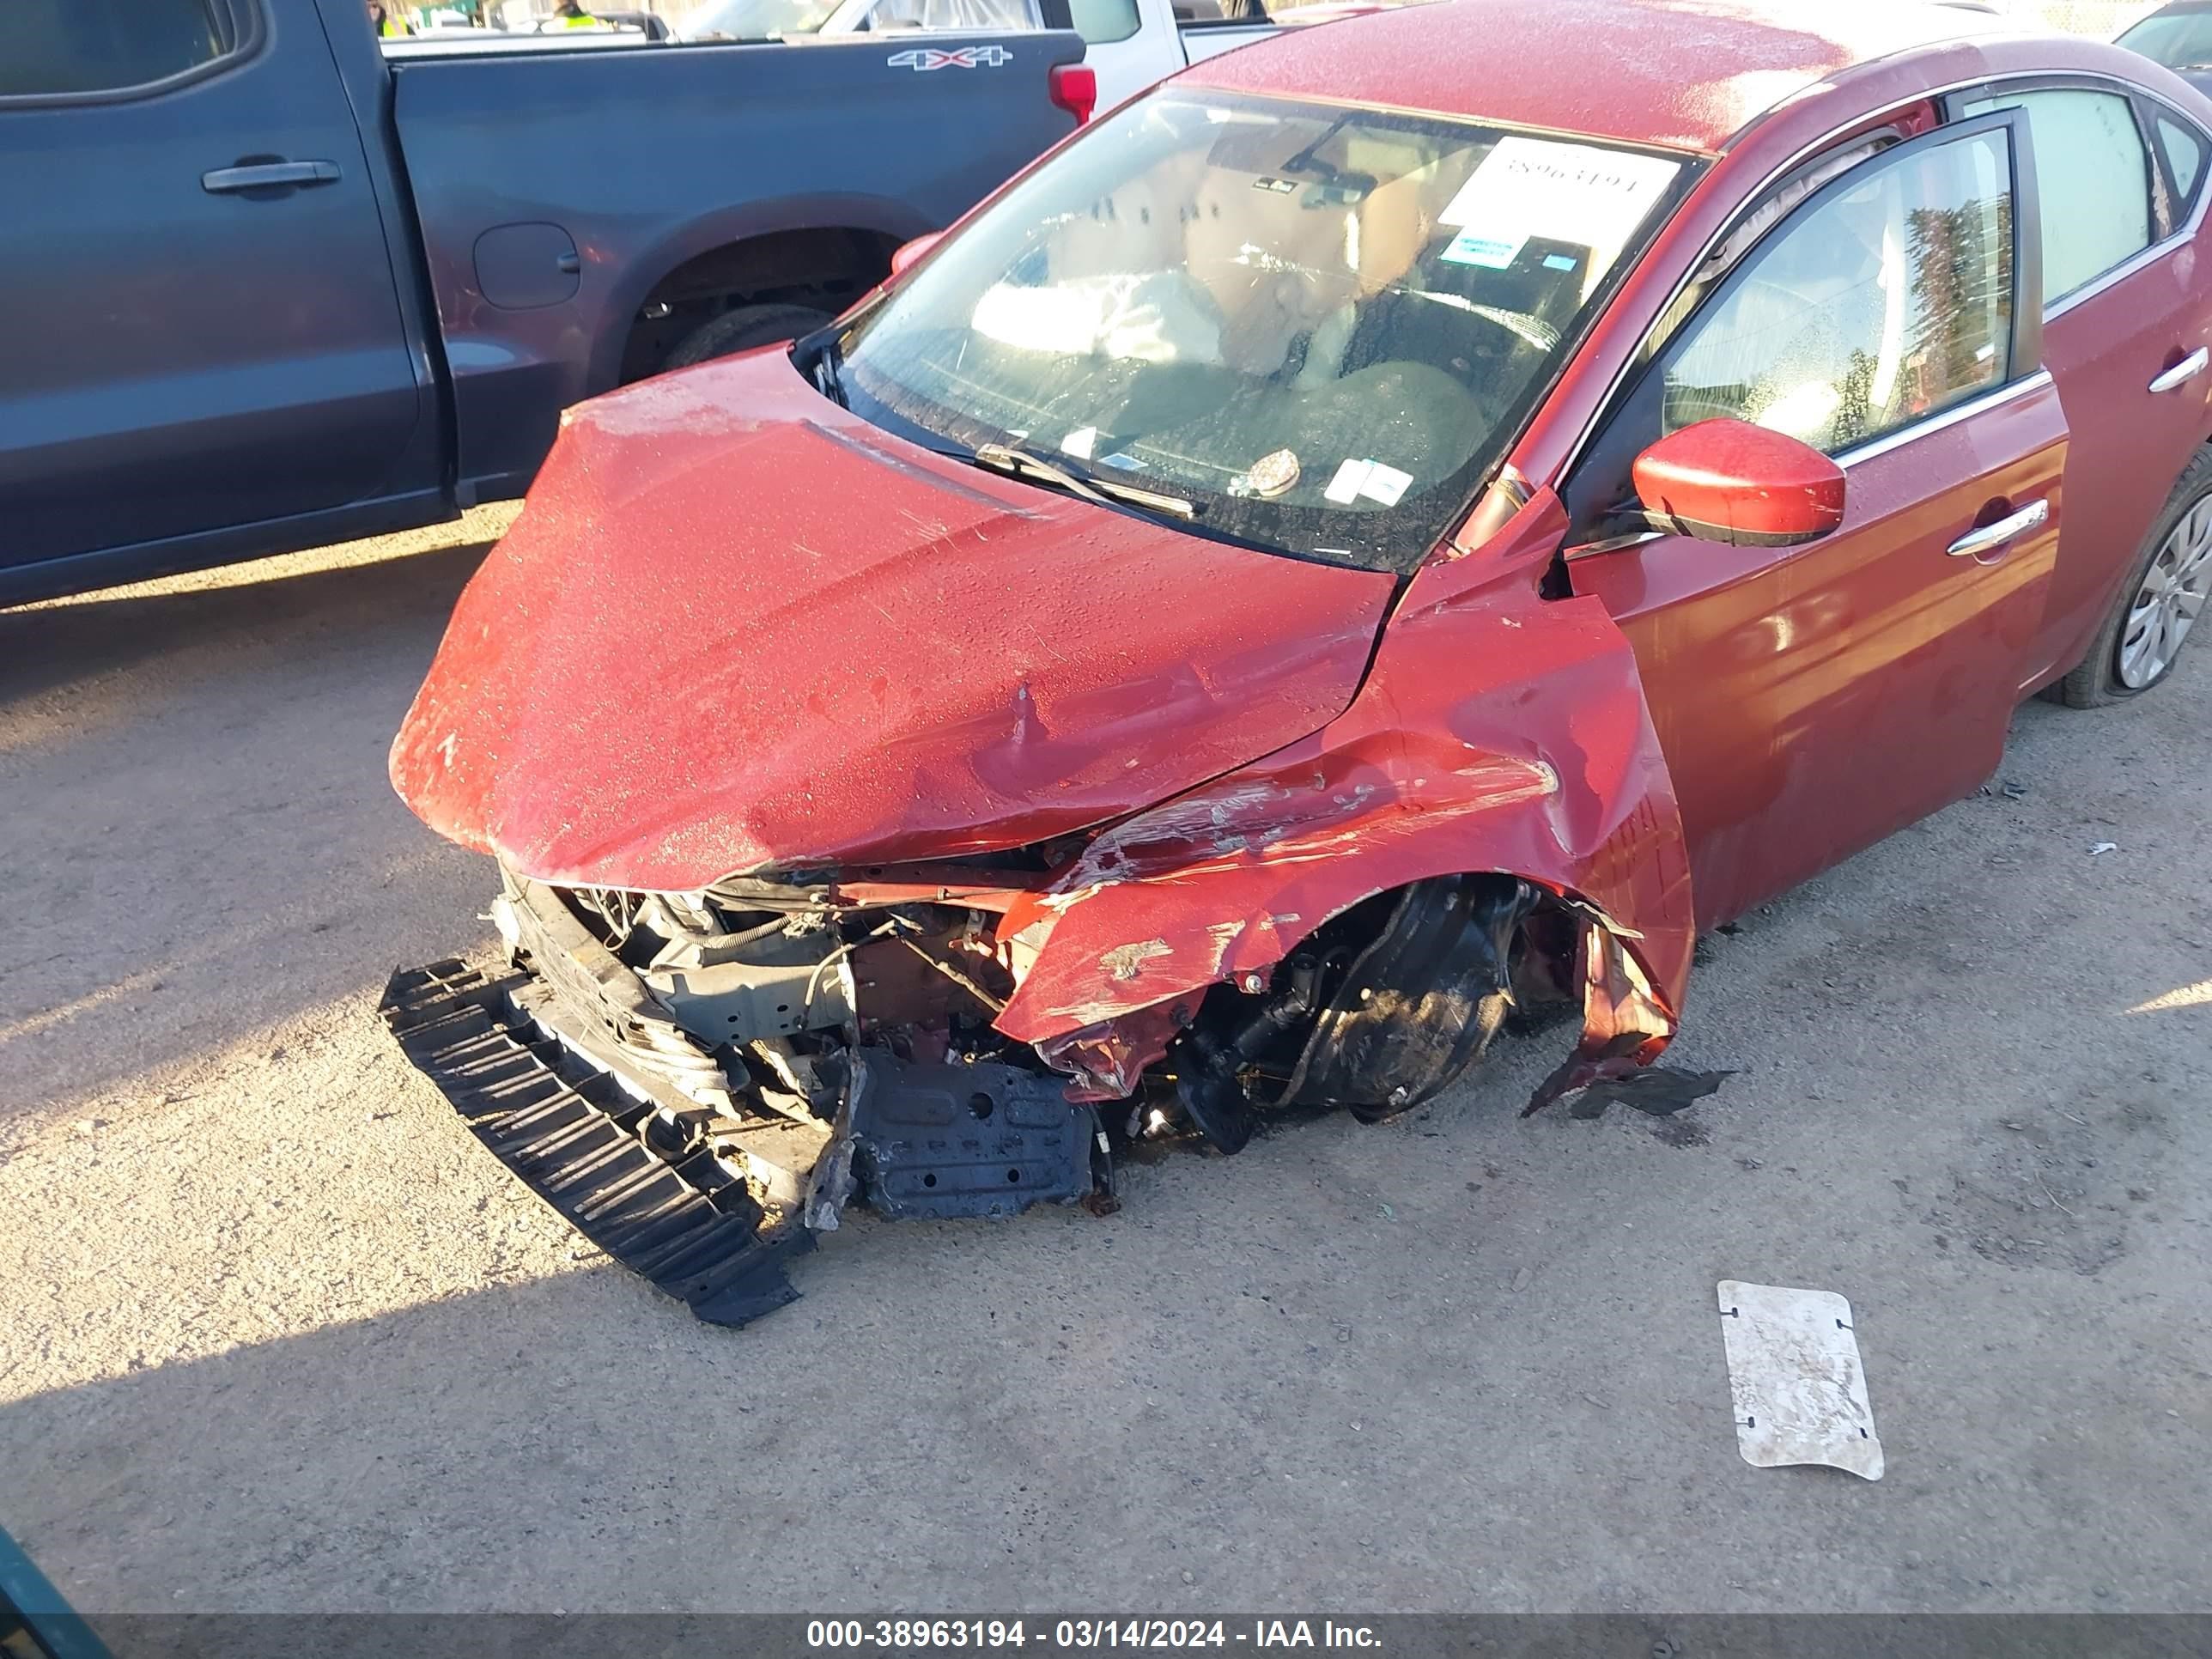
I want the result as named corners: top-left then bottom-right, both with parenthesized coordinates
top-left (1, 0), bottom-right (234, 98)
top-left (1961, 88), bottom-right (2152, 301)
top-left (2157, 111), bottom-right (2208, 208)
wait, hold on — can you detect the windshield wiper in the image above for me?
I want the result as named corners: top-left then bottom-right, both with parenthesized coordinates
top-left (811, 339), bottom-right (849, 410)
top-left (972, 441), bottom-right (1196, 520)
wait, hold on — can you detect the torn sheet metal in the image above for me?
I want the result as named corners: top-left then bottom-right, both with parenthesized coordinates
top-left (1717, 1280), bottom-right (1884, 1480)
top-left (388, 348), bottom-right (1393, 893)
top-left (1523, 915), bottom-right (1688, 1114)
top-left (1033, 998), bottom-right (1188, 1101)
top-left (994, 489), bottom-right (1696, 1070)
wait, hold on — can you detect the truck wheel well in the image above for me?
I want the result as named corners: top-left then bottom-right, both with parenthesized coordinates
top-left (618, 228), bottom-right (902, 383)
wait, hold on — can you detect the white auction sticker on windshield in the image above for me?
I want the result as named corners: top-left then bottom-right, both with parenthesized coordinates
top-left (1324, 459), bottom-right (1413, 507)
top-left (1438, 136), bottom-right (1680, 276)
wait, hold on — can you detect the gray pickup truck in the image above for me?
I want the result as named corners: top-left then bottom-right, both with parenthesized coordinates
top-left (0, 0), bottom-right (1086, 605)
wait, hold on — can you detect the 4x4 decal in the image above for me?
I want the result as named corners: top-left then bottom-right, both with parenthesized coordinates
top-left (888, 45), bottom-right (1013, 69)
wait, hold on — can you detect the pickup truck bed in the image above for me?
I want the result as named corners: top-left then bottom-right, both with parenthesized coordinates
top-left (392, 36), bottom-right (1084, 501)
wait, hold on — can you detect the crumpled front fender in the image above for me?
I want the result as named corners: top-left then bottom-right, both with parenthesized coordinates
top-left (993, 489), bottom-right (1697, 1096)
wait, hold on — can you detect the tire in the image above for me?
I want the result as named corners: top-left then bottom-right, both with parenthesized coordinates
top-left (2049, 444), bottom-right (2212, 708)
top-left (661, 303), bottom-right (831, 373)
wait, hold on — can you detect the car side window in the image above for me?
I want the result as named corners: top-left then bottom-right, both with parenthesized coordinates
top-left (2157, 112), bottom-right (2208, 209)
top-left (2118, 7), bottom-right (2212, 73)
top-left (868, 0), bottom-right (1041, 27)
top-left (1068, 0), bottom-right (1141, 42)
top-left (1659, 128), bottom-right (2014, 456)
top-left (1960, 88), bottom-right (2150, 301)
top-left (1176, 0), bottom-right (1272, 28)
top-left (1, 0), bottom-right (234, 98)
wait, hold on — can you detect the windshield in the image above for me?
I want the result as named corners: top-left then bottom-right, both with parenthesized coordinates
top-left (686, 0), bottom-right (840, 36)
top-left (2119, 7), bottom-right (2212, 67)
top-left (837, 91), bottom-right (1688, 569)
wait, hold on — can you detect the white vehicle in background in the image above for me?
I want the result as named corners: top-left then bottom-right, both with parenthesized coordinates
top-left (684, 0), bottom-right (1384, 112)
top-left (381, 15), bottom-right (665, 51)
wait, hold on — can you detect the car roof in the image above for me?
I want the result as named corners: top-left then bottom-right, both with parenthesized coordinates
top-left (1181, 0), bottom-right (2026, 155)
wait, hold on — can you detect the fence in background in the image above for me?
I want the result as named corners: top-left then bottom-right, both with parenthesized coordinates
top-left (2018, 0), bottom-right (2161, 37)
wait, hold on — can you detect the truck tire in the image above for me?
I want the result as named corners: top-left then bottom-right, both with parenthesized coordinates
top-left (662, 303), bottom-right (831, 372)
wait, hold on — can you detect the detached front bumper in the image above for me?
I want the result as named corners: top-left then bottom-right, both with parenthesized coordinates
top-left (380, 881), bottom-right (1110, 1327)
top-left (380, 959), bottom-right (811, 1327)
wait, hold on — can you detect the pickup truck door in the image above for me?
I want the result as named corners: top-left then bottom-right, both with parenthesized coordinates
top-left (0, 0), bottom-right (427, 574)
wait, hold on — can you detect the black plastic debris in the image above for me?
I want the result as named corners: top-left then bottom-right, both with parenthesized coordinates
top-left (842, 1051), bottom-right (1102, 1221)
top-left (380, 961), bottom-right (809, 1327)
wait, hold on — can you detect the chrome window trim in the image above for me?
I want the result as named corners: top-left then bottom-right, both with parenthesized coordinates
top-left (2047, 231), bottom-right (2179, 319)
top-left (1561, 529), bottom-right (1662, 562)
top-left (1558, 68), bottom-right (2212, 487)
top-left (1829, 368), bottom-right (2055, 468)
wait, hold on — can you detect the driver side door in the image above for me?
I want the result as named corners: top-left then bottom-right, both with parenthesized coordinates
top-left (1563, 112), bottom-right (2067, 927)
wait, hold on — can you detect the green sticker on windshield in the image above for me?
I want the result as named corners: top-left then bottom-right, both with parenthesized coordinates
top-left (1439, 230), bottom-right (1525, 270)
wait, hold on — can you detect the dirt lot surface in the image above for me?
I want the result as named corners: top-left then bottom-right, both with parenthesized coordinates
top-left (2, 514), bottom-right (2208, 1614)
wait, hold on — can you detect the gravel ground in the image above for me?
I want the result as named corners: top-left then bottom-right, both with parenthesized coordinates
top-left (1, 514), bottom-right (2207, 1614)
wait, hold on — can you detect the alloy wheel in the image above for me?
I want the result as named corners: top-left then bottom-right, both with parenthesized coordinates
top-left (2118, 489), bottom-right (2212, 689)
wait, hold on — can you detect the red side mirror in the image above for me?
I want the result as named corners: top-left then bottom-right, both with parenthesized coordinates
top-left (890, 232), bottom-right (943, 278)
top-left (1631, 418), bottom-right (1845, 548)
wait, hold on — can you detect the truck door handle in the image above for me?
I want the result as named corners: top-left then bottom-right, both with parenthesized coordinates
top-left (201, 160), bottom-right (342, 194)
top-left (1947, 498), bottom-right (2048, 559)
top-left (2148, 347), bottom-right (2209, 393)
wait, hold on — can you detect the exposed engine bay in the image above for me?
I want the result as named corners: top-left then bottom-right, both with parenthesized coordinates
top-left (376, 348), bottom-right (1707, 1328)
top-left (380, 855), bottom-right (1583, 1325)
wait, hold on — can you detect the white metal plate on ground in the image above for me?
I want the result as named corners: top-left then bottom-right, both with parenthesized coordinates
top-left (1717, 1280), bottom-right (1884, 1480)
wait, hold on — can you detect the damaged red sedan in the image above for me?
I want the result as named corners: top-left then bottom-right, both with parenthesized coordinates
top-left (383, 0), bottom-right (2212, 1323)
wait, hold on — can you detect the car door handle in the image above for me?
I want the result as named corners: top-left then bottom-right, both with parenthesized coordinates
top-left (201, 160), bottom-right (342, 194)
top-left (2148, 347), bottom-right (2209, 393)
top-left (1947, 498), bottom-right (2049, 559)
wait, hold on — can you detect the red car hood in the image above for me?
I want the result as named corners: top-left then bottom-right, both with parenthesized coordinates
top-left (391, 349), bottom-right (1397, 891)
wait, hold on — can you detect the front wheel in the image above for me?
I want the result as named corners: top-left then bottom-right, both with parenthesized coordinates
top-left (660, 303), bottom-right (832, 374)
top-left (2051, 446), bottom-right (2212, 707)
